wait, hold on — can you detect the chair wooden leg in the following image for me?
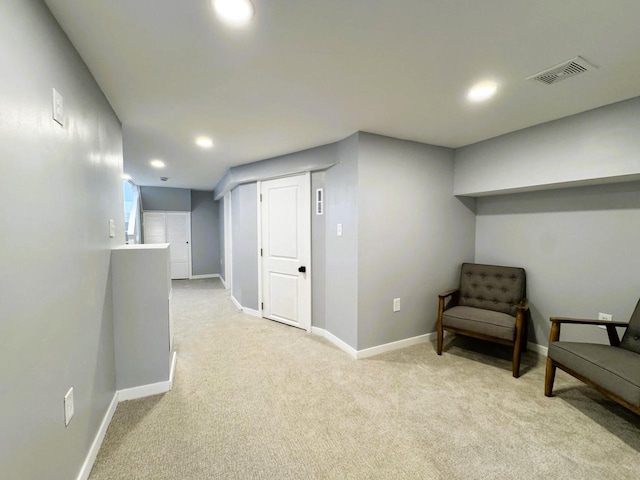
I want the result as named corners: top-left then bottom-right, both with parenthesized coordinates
top-left (512, 311), bottom-right (524, 377)
top-left (521, 313), bottom-right (529, 352)
top-left (512, 342), bottom-right (522, 378)
top-left (436, 297), bottom-right (444, 355)
top-left (545, 319), bottom-right (561, 396)
top-left (544, 358), bottom-right (557, 397)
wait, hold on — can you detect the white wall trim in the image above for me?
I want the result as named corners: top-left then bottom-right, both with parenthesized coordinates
top-left (76, 392), bottom-right (118, 480)
top-left (242, 307), bottom-right (261, 318)
top-left (219, 276), bottom-right (228, 289)
top-left (190, 273), bottom-right (221, 280)
top-left (77, 352), bottom-right (178, 479)
top-left (230, 295), bottom-right (261, 318)
top-left (256, 180), bottom-right (263, 319)
top-left (311, 327), bottom-right (357, 358)
top-left (224, 192), bottom-right (233, 297)
top-left (312, 327), bottom-right (547, 361)
top-left (527, 341), bottom-right (548, 357)
top-left (355, 333), bottom-right (435, 359)
top-left (231, 295), bottom-right (242, 310)
top-left (311, 328), bottom-right (445, 360)
top-left (118, 351), bottom-right (177, 402)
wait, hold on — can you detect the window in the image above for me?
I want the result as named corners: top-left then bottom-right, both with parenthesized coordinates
top-left (123, 180), bottom-right (141, 244)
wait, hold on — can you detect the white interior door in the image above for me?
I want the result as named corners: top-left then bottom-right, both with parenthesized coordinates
top-left (166, 212), bottom-right (190, 280)
top-left (143, 211), bottom-right (191, 280)
top-left (261, 173), bottom-right (311, 331)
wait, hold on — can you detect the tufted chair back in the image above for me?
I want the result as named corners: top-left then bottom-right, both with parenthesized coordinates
top-left (620, 297), bottom-right (640, 354)
top-left (457, 263), bottom-right (526, 316)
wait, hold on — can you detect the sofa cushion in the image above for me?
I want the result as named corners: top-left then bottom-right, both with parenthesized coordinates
top-left (621, 297), bottom-right (640, 354)
top-left (458, 263), bottom-right (525, 316)
top-left (442, 306), bottom-right (515, 341)
top-left (549, 342), bottom-right (640, 407)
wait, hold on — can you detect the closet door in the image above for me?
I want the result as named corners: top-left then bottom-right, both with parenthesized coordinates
top-left (143, 212), bottom-right (167, 243)
top-left (143, 211), bottom-right (191, 280)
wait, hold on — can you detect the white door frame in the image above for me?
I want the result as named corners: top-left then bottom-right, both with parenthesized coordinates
top-left (258, 172), bottom-right (311, 332)
top-left (223, 192), bottom-right (233, 291)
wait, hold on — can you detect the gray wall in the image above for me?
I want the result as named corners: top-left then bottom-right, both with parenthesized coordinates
top-left (111, 245), bottom-right (172, 389)
top-left (357, 133), bottom-right (476, 350)
top-left (141, 187), bottom-right (221, 276)
top-left (231, 183), bottom-right (259, 310)
top-left (140, 186), bottom-right (191, 211)
top-left (475, 182), bottom-right (640, 346)
top-left (324, 134), bottom-right (360, 348)
top-left (190, 190), bottom-right (221, 276)
top-left (454, 97), bottom-right (640, 196)
top-left (0, 1), bottom-right (124, 478)
top-left (214, 143), bottom-right (338, 199)
top-left (311, 171), bottom-right (327, 330)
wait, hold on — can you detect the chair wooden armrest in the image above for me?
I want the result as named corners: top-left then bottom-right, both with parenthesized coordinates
top-left (438, 288), bottom-right (459, 299)
top-left (516, 298), bottom-right (529, 312)
top-left (549, 317), bottom-right (628, 327)
top-left (548, 317), bottom-right (628, 347)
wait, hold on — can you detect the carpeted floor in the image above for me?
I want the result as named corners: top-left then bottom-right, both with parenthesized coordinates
top-left (89, 278), bottom-right (640, 479)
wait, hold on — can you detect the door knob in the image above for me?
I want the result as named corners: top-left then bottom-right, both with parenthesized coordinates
top-left (298, 266), bottom-right (306, 273)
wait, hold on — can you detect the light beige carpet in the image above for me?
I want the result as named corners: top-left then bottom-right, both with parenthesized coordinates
top-left (89, 278), bottom-right (640, 479)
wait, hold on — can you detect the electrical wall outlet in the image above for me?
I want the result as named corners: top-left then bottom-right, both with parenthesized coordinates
top-left (64, 387), bottom-right (74, 426)
top-left (597, 312), bottom-right (613, 330)
top-left (393, 298), bottom-right (401, 312)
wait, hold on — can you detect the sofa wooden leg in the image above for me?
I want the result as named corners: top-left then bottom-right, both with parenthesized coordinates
top-left (544, 358), bottom-right (556, 397)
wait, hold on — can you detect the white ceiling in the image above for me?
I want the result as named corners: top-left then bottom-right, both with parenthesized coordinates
top-left (44, 0), bottom-right (640, 190)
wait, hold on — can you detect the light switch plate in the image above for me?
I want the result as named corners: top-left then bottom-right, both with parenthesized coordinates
top-left (393, 298), bottom-right (401, 312)
top-left (64, 387), bottom-right (74, 426)
top-left (337, 223), bottom-right (343, 236)
top-left (109, 219), bottom-right (115, 238)
top-left (52, 88), bottom-right (64, 126)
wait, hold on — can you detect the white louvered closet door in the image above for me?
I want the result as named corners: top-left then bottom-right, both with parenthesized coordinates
top-left (143, 211), bottom-right (191, 280)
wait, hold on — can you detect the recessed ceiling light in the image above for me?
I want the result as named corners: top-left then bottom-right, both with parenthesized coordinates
top-left (196, 136), bottom-right (214, 149)
top-left (121, 173), bottom-right (132, 180)
top-left (467, 81), bottom-right (498, 102)
top-left (212, 0), bottom-right (254, 25)
top-left (150, 159), bottom-right (165, 168)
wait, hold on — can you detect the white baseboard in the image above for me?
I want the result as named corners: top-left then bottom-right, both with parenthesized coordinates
top-left (190, 274), bottom-right (221, 280)
top-left (78, 352), bottom-right (177, 479)
top-left (242, 307), bottom-right (261, 318)
top-left (118, 351), bottom-right (177, 402)
top-left (312, 327), bottom-right (435, 359)
top-left (527, 341), bottom-right (548, 356)
top-left (230, 295), bottom-right (261, 317)
top-left (356, 333), bottom-right (435, 359)
top-left (230, 295), bottom-right (242, 310)
top-left (311, 327), bottom-right (357, 358)
top-left (219, 276), bottom-right (228, 289)
top-left (76, 392), bottom-right (118, 480)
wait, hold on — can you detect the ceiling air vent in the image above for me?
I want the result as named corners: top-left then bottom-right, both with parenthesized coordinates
top-left (526, 56), bottom-right (597, 85)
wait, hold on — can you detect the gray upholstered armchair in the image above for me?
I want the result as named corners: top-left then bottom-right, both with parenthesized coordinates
top-left (545, 298), bottom-right (640, 415)
top-left (437, 263), bottom-right (529, 377)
